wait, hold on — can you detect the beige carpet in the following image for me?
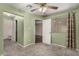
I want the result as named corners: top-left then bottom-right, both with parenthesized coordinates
top-left (4, 39), bottom-right (79, 56)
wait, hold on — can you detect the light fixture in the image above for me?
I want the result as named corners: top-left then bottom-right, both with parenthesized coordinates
top-left (39, 7), bottom-right (47, 13)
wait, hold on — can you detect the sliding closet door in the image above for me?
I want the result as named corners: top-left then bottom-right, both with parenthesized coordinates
top-left (51, 15), bottom-right (68, 46)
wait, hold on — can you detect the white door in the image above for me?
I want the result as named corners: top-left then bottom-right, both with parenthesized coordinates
top-left (42, 19), bottom-right (51, 45)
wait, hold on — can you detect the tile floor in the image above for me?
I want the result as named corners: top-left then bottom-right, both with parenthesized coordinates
top-left (4, 39), bottom-right (79, 56)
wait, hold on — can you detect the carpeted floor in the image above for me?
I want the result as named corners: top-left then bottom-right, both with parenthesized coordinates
top-left (4, 39), bottom-right (79, 56)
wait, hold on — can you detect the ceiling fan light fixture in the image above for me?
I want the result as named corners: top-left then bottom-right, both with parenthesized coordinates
top-left (39, 8), bottom-right (42, 12)
top-left (43, 7), bottom-right (47, 13)
top-left (39, 7), bottom-right (47, 13)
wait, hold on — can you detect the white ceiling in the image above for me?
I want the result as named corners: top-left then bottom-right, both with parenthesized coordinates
top-left (10, 3), bottom-right (79, 16)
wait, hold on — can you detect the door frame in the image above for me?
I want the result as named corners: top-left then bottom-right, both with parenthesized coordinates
top-left (34, 19), bottom-right (52, 44)
top-left (15, 20), bottom-right (17, 42)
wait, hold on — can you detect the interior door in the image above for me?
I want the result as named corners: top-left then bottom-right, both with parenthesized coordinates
top-left (42, 19), bottom-right (51, 45)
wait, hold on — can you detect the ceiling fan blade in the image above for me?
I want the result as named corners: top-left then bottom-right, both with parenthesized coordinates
top-left (34, 3), bottom-right (46, 5)
top-left (34, 3), bottom-right (41, 6)
top-left (47, 6), bottom-right (58, 9)
top-left (34, 3), bottom-right (41, 4)
top-left (31, 8), bottom-right (38, 12)
top-left (34, 3), bottom-right (47, 7)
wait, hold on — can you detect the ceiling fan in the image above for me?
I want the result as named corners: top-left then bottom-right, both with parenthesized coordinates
top-left (30, 3), bottom-right (58, 14)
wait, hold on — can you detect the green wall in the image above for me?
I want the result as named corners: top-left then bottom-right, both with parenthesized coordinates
top-left (0, 13), bottom-right (3, 55)
top-left (17, 19), bottom-right (24, 45)
top-left (0, 4), bottom-right (43, 55)
top-left (45, 7), bottom-right (79, 47)
top-left (0, 4), bottom-right (25, 55)
top-left (24, 13), bottom-right (43, 46)
top-left (45, 12), bottom-right (68, 46)
top-left (51, 14), bottom-right (68, 46)
top-left (52, 33), bottom-right (67, 46)
top-left (75, 9), bottom-right (79, 49)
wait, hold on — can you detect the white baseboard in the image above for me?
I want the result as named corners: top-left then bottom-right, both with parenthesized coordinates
top-left (52, 43), bottom-right (79, 51)
top-left (23, 43), bottom-right (35, 47)
top-left (17, 43), bottom-right (35, 48)
top-left (52, 43), bottom-right (66, 48)
top-left (17, 43), bottom-right (24, 47)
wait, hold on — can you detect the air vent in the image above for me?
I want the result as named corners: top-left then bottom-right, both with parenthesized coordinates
top-left (26, 4), bottom-right (32, 8)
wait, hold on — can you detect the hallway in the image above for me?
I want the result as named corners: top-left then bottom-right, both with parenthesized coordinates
top-left (4, 39), bottom-right (79, 56)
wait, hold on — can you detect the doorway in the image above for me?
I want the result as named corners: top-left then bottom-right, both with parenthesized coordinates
top-left (3, 12), bottom-right (18, 43)
top-left (35, 20), bottom-right (42, 43)
top-left (34, 19), bottom-right (52, 44)
top-left (3, 17), bottom-right (17, 42)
